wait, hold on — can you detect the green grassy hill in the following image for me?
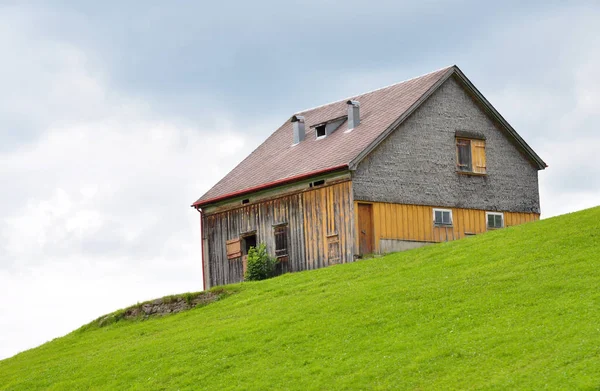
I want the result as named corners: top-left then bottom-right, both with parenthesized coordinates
top-left (1, 207), bottom-right (600, 390)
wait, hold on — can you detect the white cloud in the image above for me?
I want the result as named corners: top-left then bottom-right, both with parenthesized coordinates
top-left (467, 5), bottom-right (600, 218)
top-left (0, 7), bottom-right (268, 360)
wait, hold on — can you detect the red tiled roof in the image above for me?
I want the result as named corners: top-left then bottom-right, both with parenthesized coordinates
top-left (193, 66), bottom-right (455, 207)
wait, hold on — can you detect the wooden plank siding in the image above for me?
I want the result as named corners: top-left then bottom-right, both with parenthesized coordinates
top-left (302, 181), bottom-right (354, 270)
top-left (355, 201), bottom-right (539, 253)
top-left (204, 193), bottom-right (306, 287)
top-left (202, 181), bottom-right (354, 288)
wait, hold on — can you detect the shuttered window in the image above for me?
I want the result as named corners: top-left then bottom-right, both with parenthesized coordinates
top-left (226, 238), bottom-right (242, 259)
top-left (457, 139), bottom-right (472, 171)
top-left (274, 225), bottom-right (288, 258)
top-left (472, 139), bottom-right (486, 174)
top-left (456, 137), bottom-right (486, 174)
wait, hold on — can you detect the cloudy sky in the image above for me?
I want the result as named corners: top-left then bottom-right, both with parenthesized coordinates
top-left (1, 1), bottom-right (598, 360)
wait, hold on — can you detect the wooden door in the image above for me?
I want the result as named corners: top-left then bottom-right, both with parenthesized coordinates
top-left (358, 203), bottom-right (374, 255)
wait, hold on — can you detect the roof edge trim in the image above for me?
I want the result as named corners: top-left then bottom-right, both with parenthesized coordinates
top-left (191, 164), bottom-right (349, 208)
top-left (293, 65), bottom-right (455, 115)
top-left (348, 66), bottom-right (456, 170)
top-left (451, 67), bottom-right (547, 170)
top-left (349, 65), bottom-right (547, 171)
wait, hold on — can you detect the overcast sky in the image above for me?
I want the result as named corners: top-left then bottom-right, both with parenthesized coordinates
top-left (1, 1), bottom-right (598, 360)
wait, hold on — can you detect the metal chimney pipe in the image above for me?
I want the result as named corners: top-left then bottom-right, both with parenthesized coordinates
top-left (347, 100), bottom-right (360, 129)
top-left (291, 115), bottom-right (305, 144)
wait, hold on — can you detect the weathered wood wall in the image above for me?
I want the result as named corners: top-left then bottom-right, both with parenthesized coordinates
top-left (355, 201), bottom-right (539, 253)
top-left (302, 181), bottom-right (354, 270)
top-left (203, 194), bottom-right (306, 287)
top-left (203, 180), bottom-right (354, 288)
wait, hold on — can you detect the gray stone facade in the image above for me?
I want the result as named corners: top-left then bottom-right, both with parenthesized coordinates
top-left (352, 75), bottom-right (541, 214)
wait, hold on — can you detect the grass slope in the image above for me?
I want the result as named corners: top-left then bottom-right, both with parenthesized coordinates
top-left (1, 207), bottom-right (600, 390)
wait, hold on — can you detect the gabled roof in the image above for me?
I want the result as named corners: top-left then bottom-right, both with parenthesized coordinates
top-left (193, 65), bottom-right (546, 208)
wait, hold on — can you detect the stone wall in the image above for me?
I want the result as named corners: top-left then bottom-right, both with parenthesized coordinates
top-left (122, 293), bottom-right (220, 319)
top-left (352, 75), bottom-right (541, 214)
top-left (93, 291), bottom-right (225, 327)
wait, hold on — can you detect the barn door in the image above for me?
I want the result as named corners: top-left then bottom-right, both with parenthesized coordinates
top-left (358, 203), bottom-right (374, 255)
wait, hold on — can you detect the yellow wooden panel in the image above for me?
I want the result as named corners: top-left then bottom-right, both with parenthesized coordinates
top-left (376, 203), bottom-right (381, 239)
top-left (479, 209), bottom-right (485, 233)
top-left (415, 205), bottom-right (423, 241)
top-left (505, 212), bottom-right (513, 227)
top-left (471, 209), bottom-right (478, 233)
top-left (463, 209), bottom-right (471, 234)
top-left (363, 202), bottom-right (539, 252)
top-left (400, 204), bottom-right (407, 239)
top-left (385, 204), bottom-right (392, 237)
top-left (354, 201), bottom-right (360, 254)
top-left (389, 203), bottom-right (396, 239)
top-left (381, 203), bottom-right (387, 239)
top-left (418, 206), bottom-right (426, 241)
top-left (451, 208), bottom-right (458, 239)
top-left (391, 204), bottom-right (397, 239)
top-left (415, 205), bottom-right (421, 240)
top-left (406, 205), bottom-right (413, 240)
top-left (414, 205), bottom-right (422, 241)
top-left (424, 206), bottom-right (433, 241)
top-left (382, 203), bottom-right (388, 239)
top-left (386, 203), bottom-right (393, 238)
top-left (472, 139), bottom-right (487, 174)
top-left (474, 209), bottom-right (482, 234)
top-left (456, 208), bottom-right (464, 239)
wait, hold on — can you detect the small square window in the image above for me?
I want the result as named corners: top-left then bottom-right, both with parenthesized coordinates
top-left (433, 209), bottom-right (453, 226)
top-left (316, 124), bottom-right (326, 138)
top-left (486, 212), bottom-right (504, 229)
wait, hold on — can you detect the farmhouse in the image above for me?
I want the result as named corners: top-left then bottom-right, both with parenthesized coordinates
top-left (192, 65), bottom-right (547, 289)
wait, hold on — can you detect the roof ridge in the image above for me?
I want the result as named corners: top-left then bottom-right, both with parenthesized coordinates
top-left (293, 65), bottom-right (455, 115)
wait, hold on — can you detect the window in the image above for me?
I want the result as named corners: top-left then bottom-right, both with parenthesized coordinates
top-left (309, 179), bottom-right (325, 188)
top-left (456, 139), bottom-right (472, 171)
top-left (242, 233), bottom-right (257, 254)
top-left (316, 124), bottom-right (326, 138)
top-left (456, 136), bottom-right (486, 174)
top-left (274, 224), bottom-right (288, 258)
top-left (486, 212), bottom-right (504, 229)
top-left (433, 208), bottom-right (453, 226)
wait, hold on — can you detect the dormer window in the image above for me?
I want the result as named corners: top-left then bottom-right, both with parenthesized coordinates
top-left (316, 124), bottom-right (326, 138)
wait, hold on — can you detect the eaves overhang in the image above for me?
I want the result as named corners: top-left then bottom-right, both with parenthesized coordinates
top-left (191, 164), bottom-right (348, 209)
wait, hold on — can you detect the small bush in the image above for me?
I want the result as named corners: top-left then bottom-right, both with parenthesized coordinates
top-left (245, 243), bottom-right (278, 281)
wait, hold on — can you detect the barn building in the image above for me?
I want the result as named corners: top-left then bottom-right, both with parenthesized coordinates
top-left (192, 65), bottom-right (547, 289)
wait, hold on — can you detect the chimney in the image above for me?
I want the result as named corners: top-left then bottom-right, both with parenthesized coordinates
top-left (291, 115), bottom-right (305, 144)
top-left (346, 100), bottom-right (360, 129)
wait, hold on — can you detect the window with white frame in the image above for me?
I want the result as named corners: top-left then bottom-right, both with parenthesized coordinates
top-left (486, 212), bottom-right (504, 229)
top-left (433, 208), bottom-right (453, 226)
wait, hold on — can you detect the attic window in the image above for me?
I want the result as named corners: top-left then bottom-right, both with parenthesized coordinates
top-left (309, 179), bottom-right (325, 188)
top-left (241, 199), bottom-right (250, 205)
top-left (456, 137), bottom-right (486, 175)
top-left (316, 124), bottom-right (326, 138)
